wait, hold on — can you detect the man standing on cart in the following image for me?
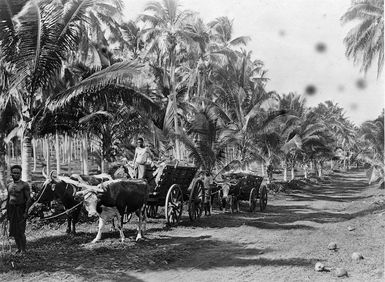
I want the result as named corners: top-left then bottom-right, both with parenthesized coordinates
top-left (133, 137), bottom-right (154, 179)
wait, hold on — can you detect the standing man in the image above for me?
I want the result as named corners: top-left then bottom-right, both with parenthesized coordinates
top-left (203, 171), bottom-right (213, 216)
top-left (7, 165), bottom-right (31, 254)
top-left (133, 138), bottom-right (153, 179)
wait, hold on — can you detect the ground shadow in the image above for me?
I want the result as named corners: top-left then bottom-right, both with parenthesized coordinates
top-left (179, 170), bottom-right (384, 230)
top-left (0, 232), bottom-right (320, 280)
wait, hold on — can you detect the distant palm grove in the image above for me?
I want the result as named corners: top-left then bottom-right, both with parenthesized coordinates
top-left (0, 0), bottom-right (383, 188)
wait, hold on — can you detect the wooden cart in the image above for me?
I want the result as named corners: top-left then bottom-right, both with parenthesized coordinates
top-left (144, 165), bottom-right (204, 226)
top-left (215, 172), bottom-right (267, 212)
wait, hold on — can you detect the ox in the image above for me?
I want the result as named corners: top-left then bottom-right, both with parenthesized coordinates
top-left (217, 179), bottom-right (240, 213)
top-left (77, 179), bottom-right (148, 243)
top-left (30, 170), bottom-right (84, 234)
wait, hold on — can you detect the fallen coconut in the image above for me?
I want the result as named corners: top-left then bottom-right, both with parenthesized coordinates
top-left (328, 242), bottom-right (337, 250)
top-left (315, 262), bottom-right (325, 272)
top-left (335, 267), bottom-right (348, 277)
top-left (351, 252), bottom-right (364, 261)
top-left (347, 226), bottom-right (355, 231)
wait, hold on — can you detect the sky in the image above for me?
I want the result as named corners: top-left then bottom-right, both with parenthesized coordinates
top-left (122, 0), bottom-right (384, 125)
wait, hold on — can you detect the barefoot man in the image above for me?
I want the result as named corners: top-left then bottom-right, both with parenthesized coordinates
top-left (7, 165), bottom-right (31, 254)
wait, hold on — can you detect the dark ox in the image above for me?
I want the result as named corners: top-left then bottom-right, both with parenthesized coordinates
top-left (77, 179), bottom-right (148, 243)
top-left (31, 171), bottom-right (83, 234)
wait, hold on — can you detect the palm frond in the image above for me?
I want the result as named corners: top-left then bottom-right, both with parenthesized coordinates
top-left (78, 110), bottom-right (113, 124)
top-left (47, 61), bottom-right (140, 107)
top-left (229, 36), bottom-right (251, 46)
top-left (0, 0), bottom-right (26, 61)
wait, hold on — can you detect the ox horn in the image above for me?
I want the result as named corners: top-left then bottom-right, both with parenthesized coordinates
top-left (42, 166), bottom-right (48, 179)
top-left (75, 185), bottom-right (103, 197)
top-left (82, 184), bottom-right (104, 193)
top-left (50, 170), bottom-right (58, 181)
top-left (75, 190), bottom-right (89, 197)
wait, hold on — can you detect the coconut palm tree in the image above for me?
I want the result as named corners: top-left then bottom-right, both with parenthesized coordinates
top-left (208, 16), bottom-right (251, 51)
top-left (76, 0), bottom-right (125, 64)
top-left (0, 0), bottom-right (99, 182)
top-left (358, 112), bottom-right (384, 185)
top-left (139, 0), bottom-right (196, 160)
top-left (341, 0), bottom-right (384, 77)
top-left (313, 101), bottom-right (357, 170)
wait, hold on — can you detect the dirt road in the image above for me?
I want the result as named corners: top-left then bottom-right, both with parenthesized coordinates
top-left (1, 169), bottom-right (384, 281)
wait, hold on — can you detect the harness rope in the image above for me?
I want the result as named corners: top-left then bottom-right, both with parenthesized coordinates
top-left (39, 201), bottom-right (83, 221)
top-left (30, 181), bottom-right (83, 221)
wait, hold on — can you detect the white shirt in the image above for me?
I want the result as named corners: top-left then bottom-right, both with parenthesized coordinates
top-left (134, 147), bottom-right (152, 165)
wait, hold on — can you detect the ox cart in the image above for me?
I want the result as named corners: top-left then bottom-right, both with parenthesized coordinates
top-left (215, 172), bottom-right (268, 212)
top-left (144, 164), bottom-right (204, 226)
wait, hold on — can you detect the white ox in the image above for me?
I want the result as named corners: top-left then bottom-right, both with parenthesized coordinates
top-left (77, 179), bottom-right (148, 243)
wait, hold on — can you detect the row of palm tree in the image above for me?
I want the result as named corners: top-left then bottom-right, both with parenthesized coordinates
top-left (0, 0), bottom-right (383, 188)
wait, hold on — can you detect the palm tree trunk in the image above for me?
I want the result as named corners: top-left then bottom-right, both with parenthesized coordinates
top-left (32, 138), bottom-right (37, 172)
top-left (55, 131), bottom-right (61, 175)
top-left (261, 162), bottom-right (265, 177)
top-left (291, 167), bottom-right (295, 180)
top-left (45, 137), bottom-right (51, 174)
top-left (6, 142), bottom-right (11, 182)
top-left (11, 141), bottom-right (14, 159)
top-left (62, 134), bottom-right (65, 165)
top-left (21, 130), bottom-right (33, 183)
top-left (170, 51), bottom-right (180, 160)
top-left (67, 135), bottom-right (72, 174)
top-left (101, 147), bottom-right (107, 174)
top-left (317, 162), bottom-right (322, 177)
top-left (82, 134), bottom-right (89, 175)
top-left (0, 136), bottom-right (6, 191)
top-left (283, 166), bottom-right (287, 182)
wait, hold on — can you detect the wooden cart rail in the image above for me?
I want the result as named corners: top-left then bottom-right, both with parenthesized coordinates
top-left (155, 165), bottom-right (198, 196)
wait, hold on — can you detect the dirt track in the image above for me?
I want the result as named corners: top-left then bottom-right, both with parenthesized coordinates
top-left (0, 169), bottom-right (384, 281)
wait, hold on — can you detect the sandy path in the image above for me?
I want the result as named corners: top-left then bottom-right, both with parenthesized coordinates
top-left (0, 169), bottom-right (384, 282)
top-left (133, 170), bottom-right (385, 282)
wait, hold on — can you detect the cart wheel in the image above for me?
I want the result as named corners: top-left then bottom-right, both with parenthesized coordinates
top-left (188, 180), bottom-right (204, 221)
top-left (165, 184), bottom-right (183, 226)
top-left (249, 188), bottom-right (258, 212)
top-left (146, 204), bottom-right (158, 218)
top-left (259, 185), bottom-right (268, 211)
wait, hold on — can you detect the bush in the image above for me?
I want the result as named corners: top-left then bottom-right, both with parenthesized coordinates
top-left (288, 179), bottom-right (306, 190)
top-left (267, 182), bottom-right (289, 193)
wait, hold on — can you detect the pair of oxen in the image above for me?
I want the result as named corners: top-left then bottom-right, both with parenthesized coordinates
top-left (29, 170), bottom-right (147, 243)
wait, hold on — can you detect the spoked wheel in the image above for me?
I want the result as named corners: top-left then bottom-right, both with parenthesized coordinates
top-left (188, 180), bottom-right (204, 221)
top-left (249, 188), bottom-right (258, 212)
top-left (165, 184), bottom-right (183, 226)
top-left (259, 185), bottom-right (268, 211)
top-left (146, 204), bottom-right (158, 218)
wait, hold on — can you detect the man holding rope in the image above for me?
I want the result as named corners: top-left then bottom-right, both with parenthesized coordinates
top-left (6, 165), bottom-right (31, 254)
